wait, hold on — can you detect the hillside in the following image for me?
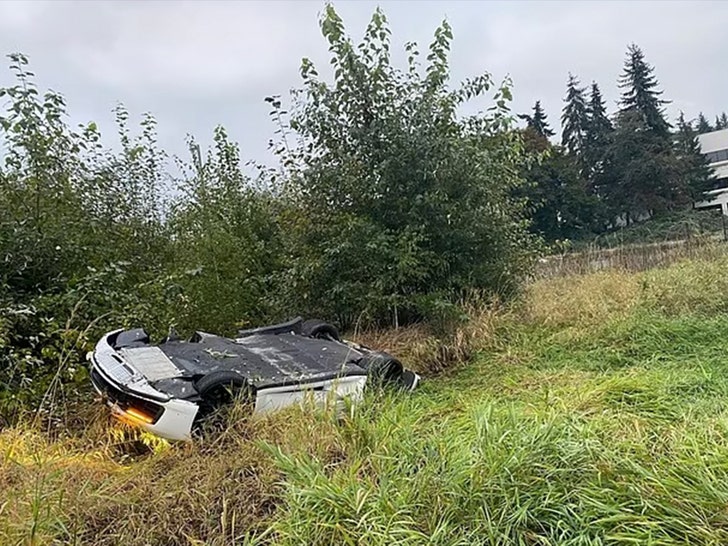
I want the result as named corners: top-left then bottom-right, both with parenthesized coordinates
top-left (3, 248), bottom-right (728, 545)
top-left (573, 208), bottom-right (726, 250)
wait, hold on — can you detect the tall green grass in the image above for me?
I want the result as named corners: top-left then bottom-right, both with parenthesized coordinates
top-left (3, 255), bottom-right (728, 544)
top-left (263, 314), bottom-right (728, 545)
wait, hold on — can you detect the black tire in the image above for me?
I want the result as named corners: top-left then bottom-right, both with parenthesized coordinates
top-left (358, 352), bottom-right (404, 385)
top-left (301, 319), bottom-right (341, 342)
top-left (193, 371), bottom-right (254, 433)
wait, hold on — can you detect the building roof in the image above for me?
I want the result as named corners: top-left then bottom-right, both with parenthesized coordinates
top-left (697, 128), bottom-right (728, 154)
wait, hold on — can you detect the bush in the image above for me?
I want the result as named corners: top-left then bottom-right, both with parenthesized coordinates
top-left (271, 7), bottom-right (538, 328)
top-left (0, 55), bottom-right (281, 415)
top-left (168, 128), bottom-right (284, 334)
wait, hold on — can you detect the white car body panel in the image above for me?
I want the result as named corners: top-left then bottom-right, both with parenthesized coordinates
top-left (96, 377), bottom-right (367, 441)
top-left (254, 375), bottom-right (367, 414)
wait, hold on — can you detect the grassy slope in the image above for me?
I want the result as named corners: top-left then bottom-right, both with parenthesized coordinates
top-left (3, 253), bottom-right (728, 545)
top-left (573, 208), bottom-right (725, 250)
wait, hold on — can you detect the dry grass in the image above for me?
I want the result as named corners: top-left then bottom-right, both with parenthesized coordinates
top-left (523, 270), bottom-right (642, 328)
top-left (536, 236), bottom-right (727, 279)
top-left (640, 257), bottom-right (728, 316)
top-left (525, 251), bottom-right (728, 329)
top-left (0, 404), bottom-right (349, 546)
top-left (352, 300), bottom-right (506, 375)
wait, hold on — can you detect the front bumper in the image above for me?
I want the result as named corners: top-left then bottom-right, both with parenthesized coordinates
top-left (88, 332), bottom-right (199, 441)
top-left (89, 367), bottom-right (199, 440)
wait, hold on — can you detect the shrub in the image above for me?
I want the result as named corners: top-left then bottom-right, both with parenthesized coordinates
top-left (168, 128), bottom-right (284, 334)
top-left (271, 6), bottom-right (538, 328)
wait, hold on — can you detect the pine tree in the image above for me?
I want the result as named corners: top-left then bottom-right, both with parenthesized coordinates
top-left (603, 44), bottom-right (690, 225)
top-left (561, 73), bottom-right (589, 157)
top-left (618, 44), bottom-right (671, 135)
top-left (714, 112), bottom-right (728, 130)
top-left (676, 112), bottom-right (714, 198)
top-left (602, 110), bottom-right (679, 224)
top-left (518, 132), bottom-right (603, 241)
top-left (586, 83), bottom-right (612, 137)
top-left (583, 82), bottom-right (613, 186)
top-left (523, 148), bottom-right (602, 241)
top-left (518, 101), bottom-right (555, 139)
top-left (696, 112), bottom-right (712, 133)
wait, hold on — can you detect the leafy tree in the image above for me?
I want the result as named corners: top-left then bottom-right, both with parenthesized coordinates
top-left (0, 53), bottom-right (88, 293)
top-left (0, 54), bottom-right (170, 296)
top-left (519, 101), bottom-right (555, 139)
top-left (696, 112), bottom-right (712, 134)
top-left (561, 74), bottom-right (589, 158)
top-left (0, 53), bottom-right (176, 417)
top-left (0, 51), bottom-right (289, 417)
top-left (169, 128), bottom-right (282, 333)
top-left (676, 112), bottom-right (714, 198)
top-left (618, 44), bottom-right (671, 136)
top-left (271, 6), bottom-right (537, 327)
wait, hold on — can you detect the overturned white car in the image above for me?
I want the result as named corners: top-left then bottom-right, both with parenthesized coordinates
top-left (88, 318), bottom-right (419, 440)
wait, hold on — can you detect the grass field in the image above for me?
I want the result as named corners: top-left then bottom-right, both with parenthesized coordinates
top-left (3, 251), bottom-right (728, 545)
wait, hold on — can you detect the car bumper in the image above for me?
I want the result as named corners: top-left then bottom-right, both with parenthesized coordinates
top-left (89, 361), bottom-right (199, 441)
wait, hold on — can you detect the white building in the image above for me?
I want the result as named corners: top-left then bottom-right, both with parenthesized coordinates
top-left (695, 128), bottom-right (728, 215)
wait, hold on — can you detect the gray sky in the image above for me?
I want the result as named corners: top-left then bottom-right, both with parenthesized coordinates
top-left (1, 0), bottom-right (726, 166)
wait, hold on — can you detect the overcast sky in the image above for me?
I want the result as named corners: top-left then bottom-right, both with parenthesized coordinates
top-left (1, 0), bottom-right (726, 166)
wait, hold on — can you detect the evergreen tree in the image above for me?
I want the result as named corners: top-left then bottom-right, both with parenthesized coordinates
top-left (696, 112), bottom-right (712, 133)
top-left (676, 112), bottom-right (714, 198)
top-left (518, 134), bottom-right (602, 242)
top-left (583, 82), bottom-right (613, 188)
top-left (586, 83), bottom-right (612, 137)
top-left (601, 110), bottom-right (679, 224)
top-left (715, 112), bottom-right (728, 130)
top-left (561, 73), bottom-right (589, 157)
top-left (602, 43), bottom-right (692, 226)
top-left (618, 44), bottom-right (671, 135)
top-left (519, 101), bottom-right (555, 139)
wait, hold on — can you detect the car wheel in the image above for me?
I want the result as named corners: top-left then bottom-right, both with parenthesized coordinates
top-left (301, 319), bottom-right (341, 342)
top-left (193, 371), bottom-right (254, 434)
top-left (358, 352), bottom-right (404, 385)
